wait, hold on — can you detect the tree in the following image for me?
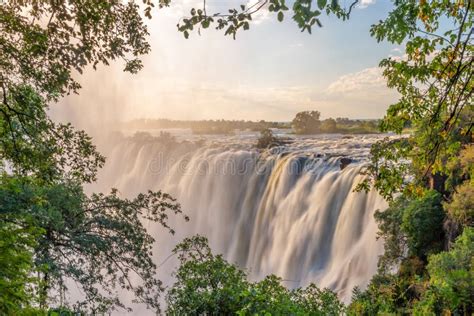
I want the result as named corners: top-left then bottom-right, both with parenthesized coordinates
top-left (0, 175), bottom-right (180, 312)
top-left (1, 1), bottom-right (155, 100)
top-left (415, 228), bottom-right (473, 315)
top-left (336, 117), bottom-right (350, 125)
top-left (320, 118), bottom-right (337, 133)
top-left (174, 0), bottom-right (358, 39)
top-left (445, 182), bottom-right (474, 227)
top-left (400, 190), bottom-right (445, 260)
top-left (444, 144), bottom-right (474, 227)
top-left (292, 110), bottom-right (321, 134)
top-left (1, 1), bottom-right (187, 313)
top-left (166, 236), bottom-right (250, 315)
top-left (256, 128), bottom-right (280, 149)
top-left (0, 213), bottom-right (42, 314)
top-left (349, 1), bottom-right (473, 313)
top-left (166, 235), bottom-right (346, 315)
top-left (0, 172), bottom-right (186, 313)
top-left (373, 190), bottom-right (445, 273)
top-left (357, 1), bottom-right (473, 200)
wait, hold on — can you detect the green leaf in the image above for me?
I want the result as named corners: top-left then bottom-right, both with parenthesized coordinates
top-left (278, 11), bottom-right (284, 22)
top-left (317, 0), bottom-right (327, 10)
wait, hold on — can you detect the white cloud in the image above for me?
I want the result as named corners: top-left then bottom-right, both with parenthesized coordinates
top-left (357, 0), bottom-right (376, 9)
top-left (390, 47), bottom-right (402, 55)
top-left (316, 66), bottom-right (399, 118)
top-left (326, 67), bottom-right (386, 94)
top-left (290, 42), bottom-right (304, 48)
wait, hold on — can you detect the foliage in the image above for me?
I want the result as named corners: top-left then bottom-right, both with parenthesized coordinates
top-left (256, 128), bottom-right (282, 149)
top-left (124, 117), bottom-right (380, 134)
top-left (320, 118), bottom-right (337, 133)
top-left (445, 182), bottom-right (474, 227)
top-left (0, 85), bottom-right (105, 183)
top-left (350, 229), bottom-right (474, 315)
top-left (355, 189), bottom-right (449, 314)
top-left (0, 0), bottom-right (186, 313)
top-left (192, 124), bottom-right (235, 135)
top-left (0, 214), bottom-right (42, 314)
top-left (416, 227), bottom-right (473, 315)
top-left (356, 137), bottom-right (413, 200)
top-left (1, 0), bottom-right (472, 313)
top-left (167, 235), bottom-right (346, 315)
top-left (347, 274), bottom-right (407, 316)
top-left (175, 0), bottom-right (358, 39)
top-left (358, 0), bottom-right (473, 200)
top-left (1, 0), bottom-right (152, 100)
top-left (292, 110), bottom-right (321, 134)
top-left (166, 236), bottom-right (250, 315)
top-left (0, 173), bottom-right (184, 313)
top-left (401, 190), bottom-right (445, 259)
top-left (350, 2), bottom-right (473, 313)
top-left (375, 190), bottom-right (445, 271)
top-left (373, 196), bottom-right (408, 270)
top-left (444, 144), bottom-right (474, 227)
top-left (124, 118), bottom-right (290, 132)
top-left (291, 283), bottom-right (345, 316)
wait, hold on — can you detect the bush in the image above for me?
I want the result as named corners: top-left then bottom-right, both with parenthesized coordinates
top-left (444, 181), bottom-right (474, 226)
top-left (320, 118), bottom-right (338, 133)
top-left (0, 216), bottom-right (42, 314)
top-left (401, 190), bottom-right (445, 259)
top-left (375, 190), bottom-right (445, 269)
top-left (256, 128), bottom-right (279, 149)
top-left (414, 228), bottom-right (473, 315)
top-left (347, 275), bottom-right (401, 315)
top-left (166, 236), bottom-right (345, 315)
top-left (291, 111), bottom-right (321, 134)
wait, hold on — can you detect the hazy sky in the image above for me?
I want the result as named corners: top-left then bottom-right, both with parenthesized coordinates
top-left (52, 0), bottom-right (403, 126)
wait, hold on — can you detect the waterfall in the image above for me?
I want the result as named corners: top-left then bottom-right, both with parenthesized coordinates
top-left (92, 131), bottom-right (387, 308)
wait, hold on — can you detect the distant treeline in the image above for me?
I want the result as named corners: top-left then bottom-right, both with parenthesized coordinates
top-left (320, 117), bottom-right (382, 134)
top-left (123, 119), bottom-right (288, 134)
top-left (123, 115), bottom-right (382, 135)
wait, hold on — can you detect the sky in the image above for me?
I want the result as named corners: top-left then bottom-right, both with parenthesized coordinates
top-left (51, 0), bottom-right (404, 127)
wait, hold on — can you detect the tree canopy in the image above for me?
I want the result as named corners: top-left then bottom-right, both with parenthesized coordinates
top-left (1, 0), bottom-right (187, 313)
top-left (174, 0), bottom-right (358, 39)
top-left (166, 236), bottom-right (346, 315)
top-left (292, 110), bottom-right (321, 134)
top-left (347, 1), bottom-right (473, 313)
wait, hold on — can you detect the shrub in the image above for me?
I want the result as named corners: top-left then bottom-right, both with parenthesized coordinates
top-left (166, 236), bottom-right (345, 315)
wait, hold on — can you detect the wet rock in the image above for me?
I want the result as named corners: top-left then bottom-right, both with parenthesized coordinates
top-left (340, 157), bottom-right (352, 170)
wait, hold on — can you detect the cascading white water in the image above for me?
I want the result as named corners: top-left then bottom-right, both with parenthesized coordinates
top-left (91, 130), bottom-right (388, 312)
